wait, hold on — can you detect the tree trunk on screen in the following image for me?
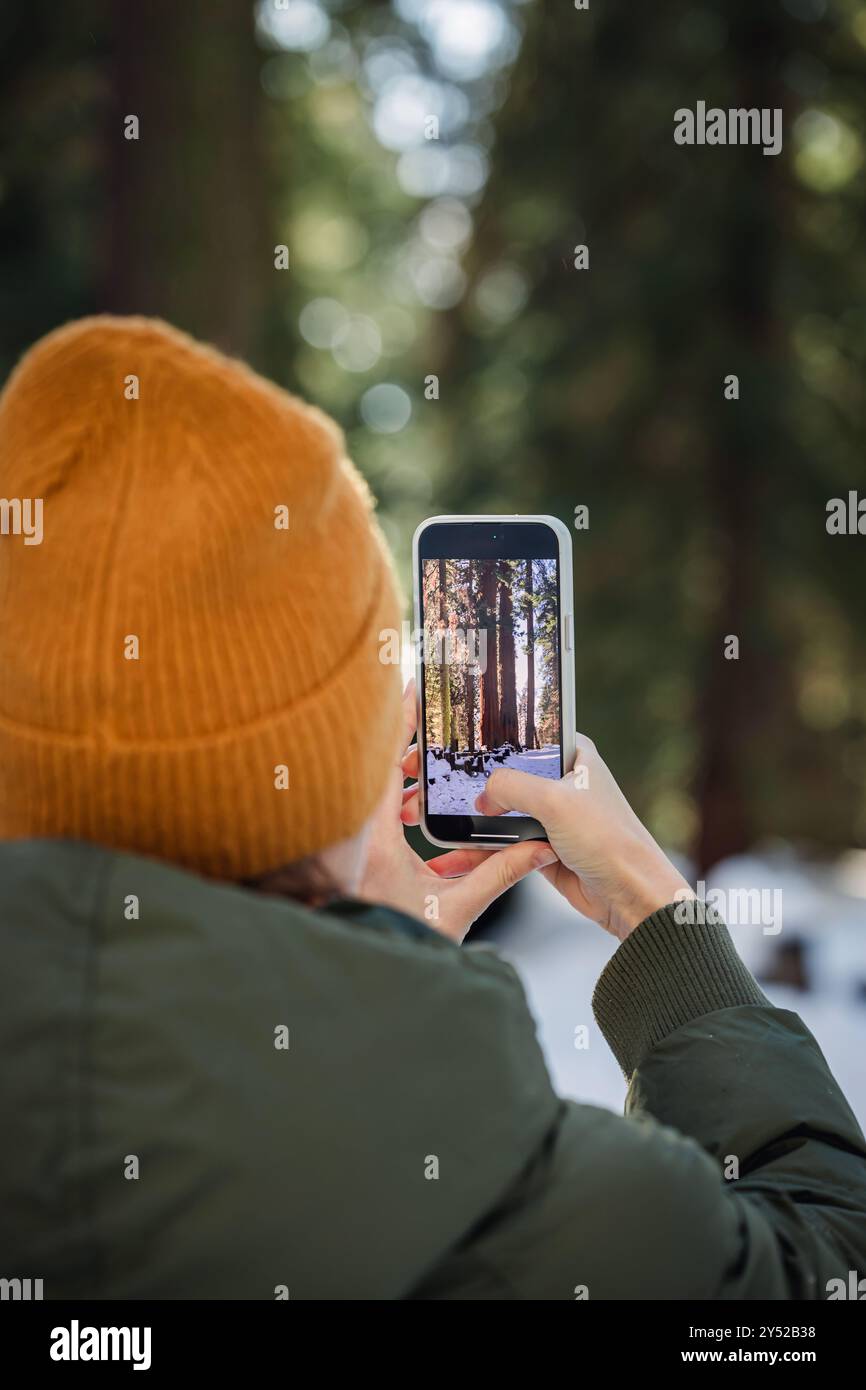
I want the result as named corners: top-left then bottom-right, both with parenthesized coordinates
top-left (524, 560), bottom-right (537, 750)
top-left (498, 563), bottom-right (520, 747)
top-left (464, 560), bottom-right (477, 752)
top-left (438, 557), bottom-right (452, 751)
top-left (479, 560), bottom-right (499, 749)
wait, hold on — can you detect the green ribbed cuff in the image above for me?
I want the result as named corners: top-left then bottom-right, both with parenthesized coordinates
top-left (591, 904), bottom-right (771, 1079)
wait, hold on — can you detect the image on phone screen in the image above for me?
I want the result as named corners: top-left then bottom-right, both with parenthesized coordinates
top-left (420, 536), bottom-right (563, 822)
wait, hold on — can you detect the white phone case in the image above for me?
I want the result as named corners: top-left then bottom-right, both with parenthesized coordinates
top-left (412, 514), bottom-right (577, 850)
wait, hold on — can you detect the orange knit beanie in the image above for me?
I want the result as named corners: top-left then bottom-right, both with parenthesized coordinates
top-left (0, 316), bottom-right (404, 878)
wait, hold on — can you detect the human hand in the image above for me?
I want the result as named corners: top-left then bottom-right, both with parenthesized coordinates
top-left (475, 735), bottom-right (693, 941)
top-left (358, 680), bottom-right (557, 943)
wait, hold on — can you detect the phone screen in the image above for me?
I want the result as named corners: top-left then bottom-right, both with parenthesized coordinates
top-left (417, 520), bottom-right (564, 844)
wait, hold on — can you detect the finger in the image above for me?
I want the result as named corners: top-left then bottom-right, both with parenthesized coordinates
top-left (400, 787), bottom-right (420, 825)
top-left (399, 679), bottom-right (417, 758)
top-left (570, 731), bottom-right (597, 773)
top-left (540, 861), bottom-right (565, 888)
top-left (475, 766), bottom-right (559, 820)
top-left (401, 743), bottom-right (419, 780)
top-left (540, 860), bottom-right (597, 920)
top-left (449, 840), bottom-right (557, 922)
top-left (368, 682), bottom-right (419, 827)
top-left (427, 848), bottom-right (498, 878)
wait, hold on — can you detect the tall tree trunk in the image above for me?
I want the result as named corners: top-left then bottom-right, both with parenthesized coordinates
top-left (498, 563), bottom-right (520, 747)
top-left (524, 559), bottom-right (537, 750)
top-left (103, 0), bottom-right (271, 364)
top-left (693, 8), bottom-right (784, 873)
top-left (438, 557), bottom-right (452, 751)
top-left (479, 560), bottom-right (499, 748)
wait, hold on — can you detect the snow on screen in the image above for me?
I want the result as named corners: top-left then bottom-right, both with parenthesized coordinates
top-left (423, 556), bottom-right (562, 817)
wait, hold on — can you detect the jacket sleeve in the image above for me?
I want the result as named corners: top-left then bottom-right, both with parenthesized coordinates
top-left (412, 907), bottom-right (866, 1300)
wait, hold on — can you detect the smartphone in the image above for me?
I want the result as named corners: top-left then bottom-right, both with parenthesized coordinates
top-left (412, 514), bottom-right (576, 849)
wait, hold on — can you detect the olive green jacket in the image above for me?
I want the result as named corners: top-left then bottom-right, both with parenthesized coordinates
top-left (1, 839), bottom-right (864, 1299)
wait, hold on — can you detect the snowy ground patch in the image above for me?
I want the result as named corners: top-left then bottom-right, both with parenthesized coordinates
top-left (426, 744), bottom-right (560, 816)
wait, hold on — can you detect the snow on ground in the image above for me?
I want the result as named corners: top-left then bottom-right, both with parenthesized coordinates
top-left (488, 849), bottom-right (866, 1124)
top-left (426, 745), bottom-right (560, 816)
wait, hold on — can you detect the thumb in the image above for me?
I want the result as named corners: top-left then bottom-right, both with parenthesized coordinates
top-left (476, 766), bottom-right (558, 821)
top-left (449, 840), bottom-right (557, 925)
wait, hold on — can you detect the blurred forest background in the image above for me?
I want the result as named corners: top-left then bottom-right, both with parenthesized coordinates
top-left (2, 0), bottom-right (865, 876)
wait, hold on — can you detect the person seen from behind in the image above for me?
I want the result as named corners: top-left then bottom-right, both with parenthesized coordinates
top-left (1, 317), bottom-right (864, 1300)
